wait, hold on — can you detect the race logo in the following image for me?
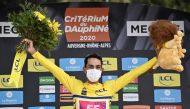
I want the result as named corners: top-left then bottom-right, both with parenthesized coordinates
top-left (102, 58), bottom-right (118, 71)
top-left (0, 75), bottom-right (23, 88)
top-left (154, 73), bottom-right (180, 87)
top-left (28, 59), bottom-right (55, 72)
top-left (65, 8), bottom-right (111, 49)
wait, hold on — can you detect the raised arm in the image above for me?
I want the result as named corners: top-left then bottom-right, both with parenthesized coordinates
top-left (24, 39), bottom-right (82, 93)
top-left (105, 57), bottom-right (157, 95)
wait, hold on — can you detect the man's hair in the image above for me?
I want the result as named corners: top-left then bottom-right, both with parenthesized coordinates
top-left (84, 53), bottom-right (103, 67)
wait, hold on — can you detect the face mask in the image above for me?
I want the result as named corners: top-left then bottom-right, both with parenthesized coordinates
top-left (86, 69), bottom-right (102, 82)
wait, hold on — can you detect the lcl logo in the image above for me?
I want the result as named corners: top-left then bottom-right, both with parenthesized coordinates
top-left (160, 76), bottom-right (174, 81)
top-left (1, 77), bottom-right (10, 87)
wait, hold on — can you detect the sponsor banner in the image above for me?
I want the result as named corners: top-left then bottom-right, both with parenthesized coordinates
top-left (102, 75), bottom-right (118, 83)
top-left (39, 85), bottom-right (55, 93)
top-left (111, 93), bottom-right (118, 101)
top-left (126, 21), bottom-right (184, 36)
top-left (28, 59), bottom-right (55, 72)
top-left (123, 105), bottom-right (150, 109)
top-left (60, 94), bottom-right (73, 102)
top-left (0, 75), bottom-right (23, 89)
top-left (60, 85), bottom-right (71, 94)
top-left (28, 106), bottom-right (55, 109)
top-left (110, 105), bottom-right (119, 109)
top-left (59, 58), bottom-right (84, 71)
top-left (64, 8), bottom-right (110, 42)
top-left (0, 107), bottom-right (23, 109)
top-left (123, 84), bottom-right (138, 93)
top-left (153, 73), bottom-right (180, 87)
top-left (0, 22), bottom-right (19, 37)
top-left (123, 93), bottom-right (139, 101)
top-left (60, 106), bottom-right (73, 109)
top-left (154, 89), bottom-right (181, 103)
top-left (102, 58), bottom-right (118, 71)
top-left (122, 57), bottom-right (148, 71)
top-left (39, 76), bottom-right (55, 85)
top-left (155, 105), bottom-right (182, 109)
top-left (0, 91), bottom-right (23, 105)
top-left (39, 94), bottom-right (55, 102)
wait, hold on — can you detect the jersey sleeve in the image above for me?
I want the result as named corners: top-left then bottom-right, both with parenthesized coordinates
top-left (104, 57), bottom-right (157, 95)
top-left (32, 51), bottom-right (83, 93)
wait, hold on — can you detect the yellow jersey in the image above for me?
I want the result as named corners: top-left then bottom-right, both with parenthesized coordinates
top-left (32, 52), bottom-right (157, 109)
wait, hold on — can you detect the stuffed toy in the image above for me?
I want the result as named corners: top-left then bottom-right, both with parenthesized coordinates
top-left (149, 20), bottom-right (186, 72)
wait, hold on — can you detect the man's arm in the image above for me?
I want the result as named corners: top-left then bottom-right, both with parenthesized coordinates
top-left (105, 57), bottom-right (157, 95)
top-left (24, 39), bottom-right (82, 93)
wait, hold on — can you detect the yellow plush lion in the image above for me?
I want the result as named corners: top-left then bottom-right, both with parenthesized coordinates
top-left (149, 20), bottom-right (186, 72)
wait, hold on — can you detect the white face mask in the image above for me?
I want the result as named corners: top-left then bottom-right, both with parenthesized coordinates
top-left (86, 69), bottom-right (102, 82)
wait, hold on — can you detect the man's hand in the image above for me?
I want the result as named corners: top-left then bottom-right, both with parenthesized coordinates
top-left (22, 39), bottom-right (37, 55)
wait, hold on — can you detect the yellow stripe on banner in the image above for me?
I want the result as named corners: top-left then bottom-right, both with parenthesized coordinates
top-left (9, 51), bottom-right (27, 88)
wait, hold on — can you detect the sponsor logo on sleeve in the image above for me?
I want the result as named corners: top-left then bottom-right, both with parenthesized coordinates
top-left (122, 57), bottom-right (148, 71)
top-left (0, 91), bottom-right (23, 105)
top-left (154, 89), bottom-right (181, 103)
top-left (0, 75), bottom-right (23, 88)
top-left (102, 58), bottom-right (118, 71)
top-left (59, 58), bottom-right (84, 71)
top-left (153, 73), bottom-right (180, 87)
top-left (28, 59), bottom-right (55, 72)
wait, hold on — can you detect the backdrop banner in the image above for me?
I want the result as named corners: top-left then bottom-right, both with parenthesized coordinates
top-left (0, 2), bottom-right (190, 109)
